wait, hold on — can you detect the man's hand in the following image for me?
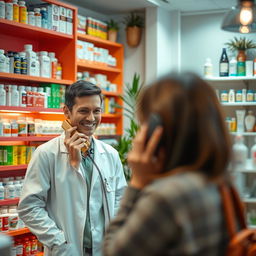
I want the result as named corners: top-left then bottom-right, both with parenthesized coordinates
top-left (64, 126), bottom-right (89, 169)
top-left (128, 124), bottom-right (164, 189)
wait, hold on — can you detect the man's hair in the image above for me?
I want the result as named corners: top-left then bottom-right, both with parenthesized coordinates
top-left (137, 72), bottom-right (231, 178)
top-left (65, 80), bottom-right (103, 111)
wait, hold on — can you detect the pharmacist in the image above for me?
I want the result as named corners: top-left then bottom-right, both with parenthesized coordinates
top-left (18, 80), bottom-right (127, 256)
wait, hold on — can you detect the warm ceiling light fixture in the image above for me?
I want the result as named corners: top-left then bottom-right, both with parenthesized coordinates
top-left (222, 0), bottom-right (256, 33)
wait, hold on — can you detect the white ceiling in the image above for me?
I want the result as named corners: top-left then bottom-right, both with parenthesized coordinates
top-left (63, 0), bottom-right (238, 15)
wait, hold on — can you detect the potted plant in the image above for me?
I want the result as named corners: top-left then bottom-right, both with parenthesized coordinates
top-left (113, 73), bottom-right (143, 180)
top-left (106, 19), bottom-right (119, 42)
top-left (123, 12), bottom-right (144, 47)
top-left (225, 37), bottom-right (256, 61)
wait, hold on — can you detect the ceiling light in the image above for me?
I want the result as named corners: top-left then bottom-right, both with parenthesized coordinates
top-left (221, 0), bottom-right (256, 33)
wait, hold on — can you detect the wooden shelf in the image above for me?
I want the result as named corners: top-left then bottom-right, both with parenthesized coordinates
top-left (0, 136), bottom-right (58, 141)
top-left (77, 33), bottom-right (122, 48)
top-left (6, 227), bottom-right (30, 236)
top-left (0, 18), bottom-right (73, 41)
top-left (0, 72), bottom-right (72, 85)
top-left (0, 106), bottom-right (63, 113)
top-left (231, 132), bottom-right (256, 136)
top-left (77, 61), bottom-right (121, 73)
top-left (206, 76), bottom-right (256, 81)
top-left (0, 198), bottom-right (19, 206)
top-left (222, 102), bottom-right (256, 106)
top-left (0, 165), bottom-right (27, 171)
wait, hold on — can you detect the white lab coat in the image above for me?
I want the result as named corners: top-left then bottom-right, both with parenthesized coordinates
top-left (18, 134), bottom-right (127, 256)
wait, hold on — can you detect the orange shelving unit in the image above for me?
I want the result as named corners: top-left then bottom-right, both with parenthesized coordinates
top-left (0, 1), bottom-right (124, 249)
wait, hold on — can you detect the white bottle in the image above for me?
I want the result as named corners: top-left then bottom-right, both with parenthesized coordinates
top-left (10, 119), bottom-right (18, 137)
top-left (4, 84), bottom-right (11, 106)
top-left (48, 52), bottom-right (57, 78)
top-left (228, 89), bottom-right (235, 103)
top-left (204, 58), bottom-right (213, 77)
top-left (229, 56), bottom-right (237, 76)
top-left (24, 44), bottom-right (37, 76)
top-left (0, 207), bottom-right (9, 232)
top-left (34, 8), bottom-right (41, 27)
top-left (35, 55), bottom-right (40, 77)
top-left (8, 206), bottom-right (18, 230)
top-left (0, 84), bottom-right (6, 106)
top-left (0, 182), bottom-right (4, 200)
top-left (0, 1), bottom-right (5, 19)
top-left (5, 55), bottom-right (9, 73)
top-left (0, 49), bottom-right (6, 72)
top-left (11, 85), bottom-right (19, 106)
top-left (4, 181), bottom-right (15, 199)
top-left (245, 110), bottom-right (256, 132)
top-left (5, 1), bottom-right (13, 20)
top-left (28, 11), bottom-right (35, 26)
top-left (39, 51), bottom-right (50, 78)
top-left (251, 137), bottom-right (256, 168)
top-left (233, 135), bottom-right (248, 170)
top-left (13, 180), bottom-right (21, 198)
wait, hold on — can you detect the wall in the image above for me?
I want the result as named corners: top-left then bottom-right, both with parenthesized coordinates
top-left (181, 12), bottom-right (256, 76)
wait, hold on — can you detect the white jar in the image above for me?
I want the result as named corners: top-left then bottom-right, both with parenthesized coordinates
top-left (0, 84), bottom-right (6, 106)
top-left (35, 56), bottom-right (40, 77)
top-left (0, 49), bottom-right (6, 72)
top-left (24, 44), bottom-right (37, 76)
top-left (4, 181), bottom-right (15, 199)
top-left (39, 51), bottom-right (50, 78)
top-left (28, 11), bottom-right (35, 26)
top-left (11, 85), bottom-right (19, 106)
top-left (5, 1), bottom-right (13, 20)
top-left (0, 182), bottom-right (4, 200)
top-left (0, 1), bottom-right (5, 19)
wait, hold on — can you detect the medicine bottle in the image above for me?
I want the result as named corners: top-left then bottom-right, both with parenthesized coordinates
top-left (13, 52), bottom-right (21, 74)
top-left (49, 52), bottom-right (57, 78)
top-left (11, 119), bottom-right (18, 137)
top-left (17, 116), bottom-right (27, 136)
top-left (18, 85), bottom-right (26, 107)
top-left (11, 85), bottom-right (19, 106)
top-left (0, 182), bottom-right (4, 200)
top-left (56, 63), bottom-right (62, 79)
top-left (19, 52), bottom-right (27, 75)
top-left (39, 51), bottom-right (51, 78)
top-left (12, 0), bottom-right (19, 22)
top-left (24, 44), bottom-right (36, 76)
top-left (203, 58), bottom-right (213, 77)
top-left (34, 8), bottom-right (41, 27)
top-left (28, 11), bottom-right (35, 26)
top-left (40, 7), bottom-right (48, 28)
top-left (18, 1), bottom-right (27, 24)
top-left (3, 119), bottom-right (11, 136)
top-left (8, 206), bottom-right (18, 230)
top-left (5, 0), bottom-right (13, 20)
top-left (0, 1), bottom-right (5, 19)
top-left (15, 239), bottom-right (23, 256)
top-left (0, 49), bottom-right (6, 72)
top-left (0, 84), bottom-right (6, 106)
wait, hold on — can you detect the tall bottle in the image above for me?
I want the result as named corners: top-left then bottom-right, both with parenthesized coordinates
top-left (24, 44), bottom-right (36, 76)
top-left (233, 135), bottom-right (248, 169)
top-left (237, 50), bottom-right (246, 76)
top-left (229, 56), bottom-right (237, 76)
top-left (219, 48), bottom-right (229, 77)
top-left (245, 110), bottom-right (255, 132)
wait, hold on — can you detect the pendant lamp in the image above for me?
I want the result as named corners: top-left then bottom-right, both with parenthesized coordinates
top-left (221, 0), bottom-right (256, 33)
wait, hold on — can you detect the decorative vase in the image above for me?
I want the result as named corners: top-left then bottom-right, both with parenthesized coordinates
top-left (237, 50), bottom-right (246, 62)
top-left (108, 30), bottom-right (117, 42)
top-left (126, 26), bottom-right (142, 47)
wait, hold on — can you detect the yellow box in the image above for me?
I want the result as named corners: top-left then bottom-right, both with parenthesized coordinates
top-left (12, 146), bottom-right (18, 165)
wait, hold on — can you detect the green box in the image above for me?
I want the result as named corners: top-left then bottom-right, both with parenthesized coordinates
top-left (0, 146), bottom-right (3, 165)
top-left (6, 146), bottom-right (13, 165)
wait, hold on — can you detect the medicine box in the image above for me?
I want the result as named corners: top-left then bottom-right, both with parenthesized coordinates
top-left (59, 6), bottom-right (67, 34)
top-left (78, 15), bottom-right (86, 34)
top-left (66, 8), bottom-right (73, 35)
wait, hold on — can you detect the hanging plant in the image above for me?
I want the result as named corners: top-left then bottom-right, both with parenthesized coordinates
top-left (106, 19), bottom-right (120, 42)
top-left (123, 12), bottom-right (144, 47)
top-left (225, 37), bottom-right (256, 51)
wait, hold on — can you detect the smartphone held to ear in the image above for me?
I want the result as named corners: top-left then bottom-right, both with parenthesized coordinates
top-left (145, 113), bottom-right (164, 154)
top-left (62, 119), bottom-right (90, 154)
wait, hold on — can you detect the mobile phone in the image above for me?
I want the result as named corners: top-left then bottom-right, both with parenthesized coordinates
top-left (62, 119), bottom-right (90, 154)
top-left (145, 113), bottom-right (163, 154)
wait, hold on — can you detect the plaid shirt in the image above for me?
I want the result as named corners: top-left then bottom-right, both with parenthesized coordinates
top-left (103, 172), bottom-right (228, 256)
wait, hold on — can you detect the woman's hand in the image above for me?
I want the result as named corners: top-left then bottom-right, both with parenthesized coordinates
top-left (128, 124), bottom-right (164, 189)
top-left (64, 126), bottom-right (89, 169)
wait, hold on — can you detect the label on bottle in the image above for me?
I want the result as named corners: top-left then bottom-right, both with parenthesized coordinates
top-left (13, 4), bottom-right (19, 22)
top-left (20, 57), bottom-right (27, 75)
top-left (19, 6), bottom-right (27, 24)
top-left (14, 56), bottom-right (21, 74)
top-left (220, 63), bottom-right (229, 76)
top-left (0, 55), bottom-right (5, 72)
top-left (237, 62), bottom-right (245, 76)
top-left (229, 63), bottom-right (237, 76)
top-left (9, 216), bottom-right (18, 229)
top-left (5, 3), bottom-right (13, 20)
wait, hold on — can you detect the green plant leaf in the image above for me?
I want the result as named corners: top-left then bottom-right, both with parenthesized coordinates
top-left (225, 37), bottom-right (256, 51)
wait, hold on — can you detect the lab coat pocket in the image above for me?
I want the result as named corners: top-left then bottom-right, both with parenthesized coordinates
top-left (51, 242), bottom-right (75, 256)
top-left (104, 176), bottom-right (115, 193)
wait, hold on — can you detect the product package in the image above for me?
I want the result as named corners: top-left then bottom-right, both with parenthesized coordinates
top-left (66, 8), bottom-right (73, 35)
top-left (59, 6), bottom-right (67, 34)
